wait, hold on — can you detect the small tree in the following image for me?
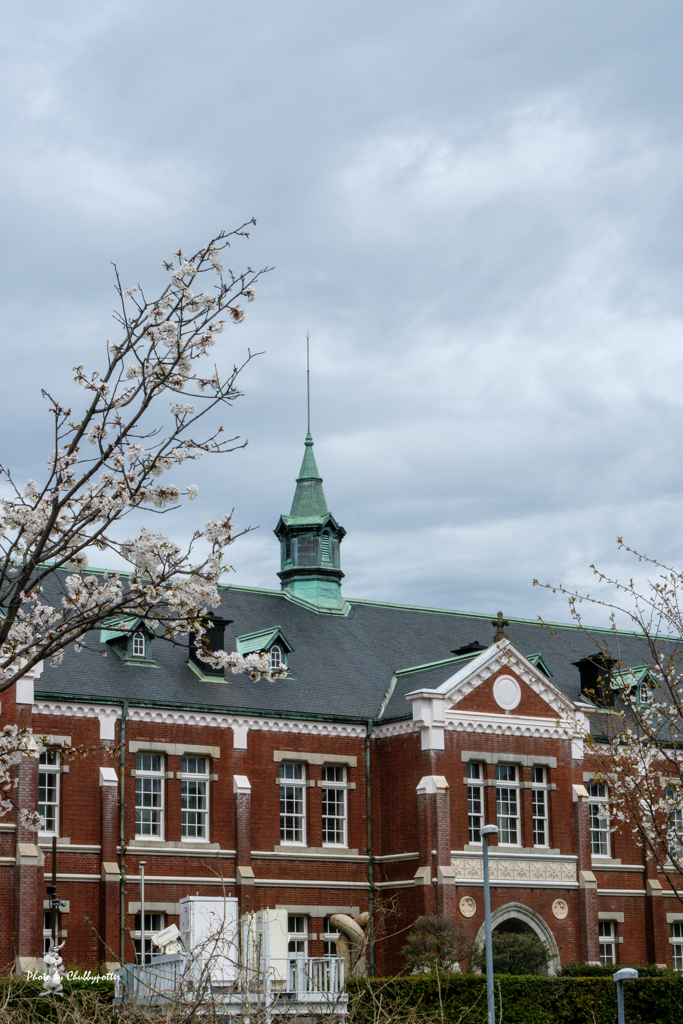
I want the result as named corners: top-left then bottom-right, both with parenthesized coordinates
top-left (471, 931), bottom-right (552, 975)
top-left (536, 540), bottom-right (683, 898)
top-left (0, 222), bottom-right (286, 827)
top-left (401, 915), bottom-right (467, 973)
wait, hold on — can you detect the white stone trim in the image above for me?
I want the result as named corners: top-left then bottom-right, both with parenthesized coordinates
top-left (373, 720), bottom-right (416, 738)
top-left (447, 711), bottom-right (578, 739)
top-left (32, 701), bottom-right (366, 738)
top-left (473, 902), bottom-right (561, 975)
top-left (253, 878), bottom-right (369, 889)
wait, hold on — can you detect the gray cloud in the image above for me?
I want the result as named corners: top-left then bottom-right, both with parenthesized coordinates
top-left (1, 0), bottom-right (683, 627)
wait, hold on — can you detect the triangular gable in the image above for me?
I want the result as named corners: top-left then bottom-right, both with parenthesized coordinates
top-left (235, 626), bottom-right (294, 656)
top-left (409, 640), bottom-right (575, 720)
top-left (99, 616), bottom-right (156, 644)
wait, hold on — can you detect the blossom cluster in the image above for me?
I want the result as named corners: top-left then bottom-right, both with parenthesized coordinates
top-left (0, 223), bottom-right (277, 693)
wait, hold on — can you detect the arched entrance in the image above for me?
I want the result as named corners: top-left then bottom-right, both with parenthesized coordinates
top-left (473, 902), bottom-right (561, 975)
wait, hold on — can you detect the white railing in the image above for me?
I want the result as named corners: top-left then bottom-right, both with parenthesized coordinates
top-left (120, 954), bottom-right (345, 1006)
top-left (283, 956), bottom-right (345, 996)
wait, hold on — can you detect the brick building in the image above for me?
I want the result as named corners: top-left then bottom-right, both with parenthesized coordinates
top-left (0, 430), bottom-right (678, 975)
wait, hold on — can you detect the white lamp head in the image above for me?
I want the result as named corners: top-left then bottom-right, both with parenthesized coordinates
top-left (480, 824), bottom-right (499, 837)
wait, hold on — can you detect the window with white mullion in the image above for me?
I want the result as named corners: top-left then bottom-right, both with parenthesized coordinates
top-left (134, 912), bottom-right (165, 965)
top-left (599, 921), bottom-right (616, 965)
top-left (665, 786), bottom-right (683, 858)
top-left (135, 754), bottom-right (164, 839)
top-left (39, 750), bottom-right (60, 836)
top-left (322, 765), bottom-right (347, 846)
top-left (495, 764), bottom-right (519, 845)
top-left (588, 782), bottom-right (610, 857)
top-left (467, 763), bottom-right (483, 844)
top-left (531, 766), bottom-right (548, 847)
top-left (181, 756), bottom-right (209, 841)
top-left (279, 763), bottom-right (306, 845)
top-left (673, 923), bottom-right (683, 970)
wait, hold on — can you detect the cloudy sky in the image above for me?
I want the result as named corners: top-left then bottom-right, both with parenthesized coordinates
top-left (2, 0), bottom-right (683, 626)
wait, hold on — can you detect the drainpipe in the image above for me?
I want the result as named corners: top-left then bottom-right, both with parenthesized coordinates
top-left (118, 700), bottom-right (129, 966)
top-left (365, 718), bottom-right (375, 977)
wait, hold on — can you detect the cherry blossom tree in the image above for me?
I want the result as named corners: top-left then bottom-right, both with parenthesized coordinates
top-left (536, 541), bottom-right (683, 892)
top-left (0, 223), bottom-right (284, 826)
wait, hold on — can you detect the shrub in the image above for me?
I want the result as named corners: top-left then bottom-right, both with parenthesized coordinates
top-left (470, 931), bottom-right (552, 975)
top-left (401, 915), bottom-right (468, 973)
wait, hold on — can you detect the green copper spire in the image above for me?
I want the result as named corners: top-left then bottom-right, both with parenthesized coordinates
top-left (273, 336), bottom-right (349, 615)
top-left (289, 433), bottom-right (330, 518)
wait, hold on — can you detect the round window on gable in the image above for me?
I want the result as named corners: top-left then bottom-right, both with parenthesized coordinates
top-left (132, 632), bottom-right (146, 658)
top-left (270, 645), bottom-right (282, 671)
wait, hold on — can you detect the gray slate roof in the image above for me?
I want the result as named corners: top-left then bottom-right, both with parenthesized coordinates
top-left (36, 582), bottom-right (653, 724)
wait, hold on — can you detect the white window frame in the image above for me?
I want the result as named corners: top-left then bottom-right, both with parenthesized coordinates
top-left (466, 762), bottom-right (483, 844)
top-left (270, 645), bottom-right (282, 671)
top-left (531, 766), bottom-right (548, 848)
top-left (495, 764), bottom-right (520, 846)
top-left (321, 765), bottom-right (347, 847)
top-left (599, 920), bottom-right (616, 965)
top-left (673, 923), bottom-right (683, 970)
top-left (132, 631), bottom-right (146, 658)
top-left (181, 756), bottom-right (209, 842)
top-left (322, 916), bottom-right (340, 957)
top-left (665, 786), bottom-right (683, 857)
top-left (133, 911), bottom-right (165, 965)
top-left (43, 911), bottom-right (54, 956)
top-left (135, 753), bottom-right (164, 839)
top-left (39, 750), bottom-right (60, 837)
top-left (279, 762), bottom-right (306, 845)
top-left (588, 782), bottom-right (610, 857)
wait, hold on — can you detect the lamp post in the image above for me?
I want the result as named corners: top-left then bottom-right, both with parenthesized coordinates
top-left (613, 967), bottom-right (638, 1024)
top-left (480, 824), bottom-right (499, 1024)
top-left (139, 861), bottom-right (146, 966)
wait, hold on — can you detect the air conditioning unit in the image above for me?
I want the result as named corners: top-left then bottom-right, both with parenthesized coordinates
top-left (179, 896), bottom-right (239, 984)
top-left (241, 908), bottom-right (289, 983)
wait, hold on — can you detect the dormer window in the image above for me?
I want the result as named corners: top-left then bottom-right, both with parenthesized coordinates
top-left (270, 645), bottom-right (282, 671)
top-left (132, 632), bottom-right (146, 658)
top-left (638, 681), bottom-right (651, 704)
top-left (321, 532), bottom-right (331, 562)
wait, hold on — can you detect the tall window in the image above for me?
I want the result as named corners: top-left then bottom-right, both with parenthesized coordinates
top-left (598, 921), bottom-right (616, 965)
top-left (181, 756), bottom-right (208, 840)
top-left (134, 912), bottom-right (165, 964)
top-left (287, 915), bottom-right (308, 989)
top-left (467, 763), bottom-right (483, 844)
top-left (270, 645), bottom-right (282, 671)
top-left (132, 632), bottom-right (146, 658)
top-left (280, 763), bottom-right (306, 844)
top-left (321, 532), bottom-right (332, 562)
top-left (531, 766), bottom-right (548, 847)
top-left (322, 765), bottom-right (347, 846)
top-left (43, 912), bottom-right (55, 955)
top-left (296, 534), bottom-right (317, 566)
top-left (588, 782), bottom-right (610, 857)
top-left (673, 923), bottom-right (683, 970)
top-left (135, 754), bottom-right (164, 838)
top-left (322, 916), bottom-right (339, 957)
top-left (39, 750), bottom-right (60, 835)
top-left (666, 786), bottom-right (683, 856)
top-left (496, 764), bottom-right (519, 845)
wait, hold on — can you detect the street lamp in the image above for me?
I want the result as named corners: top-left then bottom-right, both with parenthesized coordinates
top-left (480, 824), bottom-right (499, 1024)
top-left (613, 967), bottom-right (638, 1024)
top-left (139, 862), bottom-right (146, 966)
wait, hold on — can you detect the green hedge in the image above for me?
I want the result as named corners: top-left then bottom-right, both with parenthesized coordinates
top-left (560, 962), bottom-right (668, 978)
top-left (348, 972), bottom-right (683, 1024)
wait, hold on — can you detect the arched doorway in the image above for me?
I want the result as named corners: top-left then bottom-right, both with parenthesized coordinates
top-left (473, 902), bottom-right (561, 975)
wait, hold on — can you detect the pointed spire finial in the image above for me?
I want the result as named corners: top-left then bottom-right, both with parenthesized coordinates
top-left (306, 331), bottom-right (311, 437)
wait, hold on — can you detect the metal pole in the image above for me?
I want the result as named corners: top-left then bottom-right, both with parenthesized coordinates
top-left (139, 861), bottom-right (146, 965)
top-left (51, 834), bottom-right (58, 947)
top-left (616, 979), bottom-right (624, 1024)
top-left (613, 968), bottom-right (638, 1024)
top-left (480, 824), bottom-right (499, 1024)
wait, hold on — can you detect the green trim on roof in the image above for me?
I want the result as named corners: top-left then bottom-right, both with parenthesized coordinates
top-left (526, 653), bottom-right (554, 679)
top-left (236, 626), bottom-right (294, 656)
